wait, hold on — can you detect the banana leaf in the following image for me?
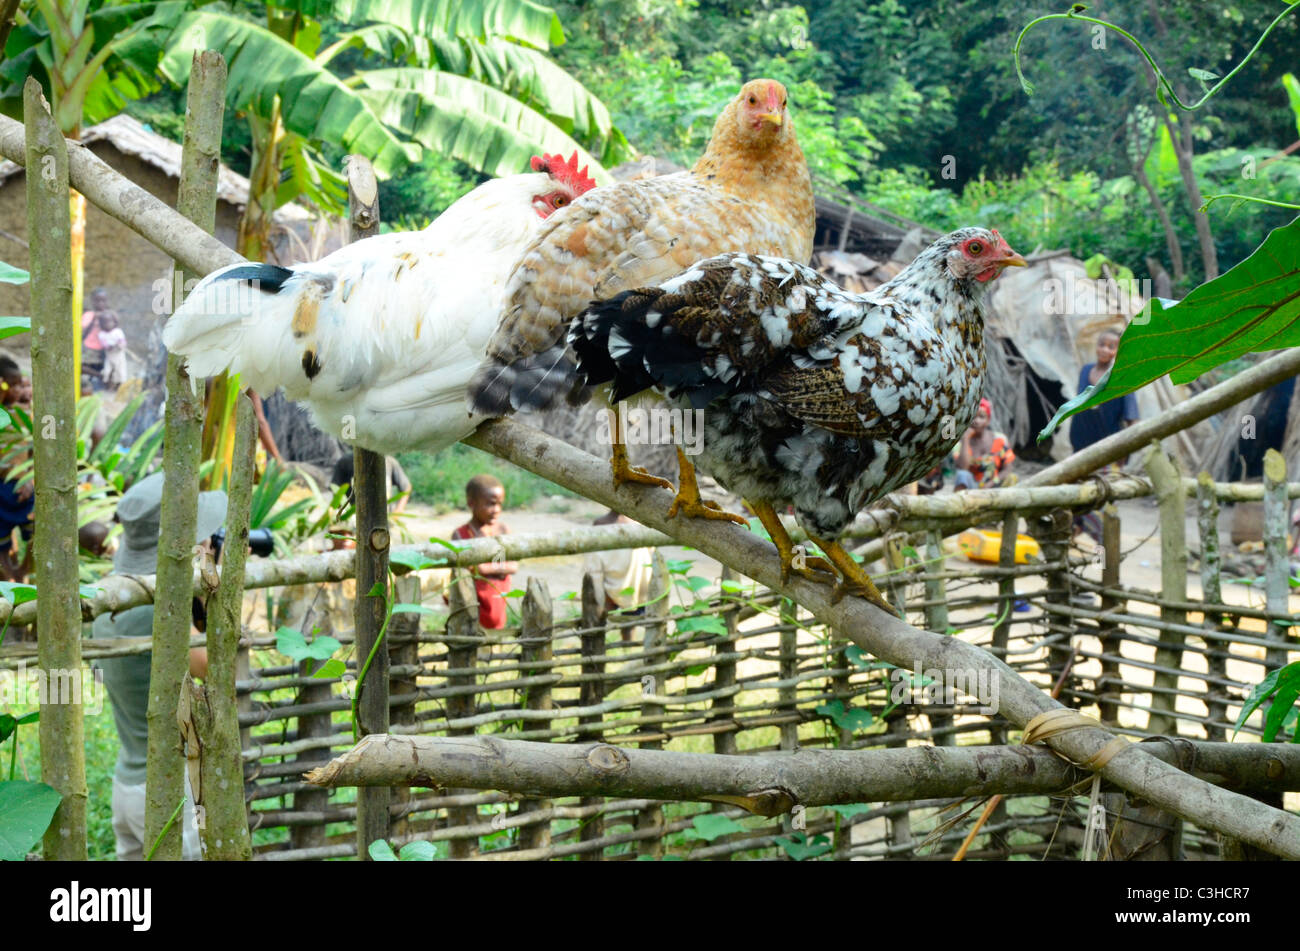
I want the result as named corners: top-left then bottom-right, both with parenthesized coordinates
top-left (1041, 216), bottom-right (1300, 439)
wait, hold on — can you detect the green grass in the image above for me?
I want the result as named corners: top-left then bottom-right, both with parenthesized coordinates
top-left (398, 444), bottom-right (576, 512)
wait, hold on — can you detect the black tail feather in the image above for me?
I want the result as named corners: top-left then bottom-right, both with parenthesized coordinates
top-left (572, 289), bottom-right (727, 409)
top-left (213, 264), bottom-right (295, 294)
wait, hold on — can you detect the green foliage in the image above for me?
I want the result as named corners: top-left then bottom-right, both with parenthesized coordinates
top-left (1233, 661), bottom-right (1300, 743)
top-left (368, 837), bottom-right (438, 860)
top-left (398, 442), bottom-right (574, 511)
top-left (0, 262), bottom-right (29, 285)
top-left (0, 780), bottom-right (61, 861)
top-left (683, 812), bottom-right (745, 842)
top-left (773, 831), bottom-right (831, 860)
top-left (1042, 214), bottom-right (1300, 437)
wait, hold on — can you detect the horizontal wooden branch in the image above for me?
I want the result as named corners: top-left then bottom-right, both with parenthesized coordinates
top-left (305, 734), bottom-right (1300, 807)
top-left (0, 113), bottom-right (240, 278)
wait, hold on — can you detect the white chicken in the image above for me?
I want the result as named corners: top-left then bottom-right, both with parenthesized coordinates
top-left (162, 153), bottom-right (598, 455)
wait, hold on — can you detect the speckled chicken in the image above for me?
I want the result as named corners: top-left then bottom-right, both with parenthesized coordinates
top-left (565, 228), bottom-right (1027, 614)
top-left (161, 153), bottom-right (596, 456)
top-left (467, 78), bottom-right (815, 509)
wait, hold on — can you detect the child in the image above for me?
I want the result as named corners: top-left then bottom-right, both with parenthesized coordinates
top-left (451, 474), bottom-right (518, 629)
top-left (97, 311), bottom-right (129, 389)
top-left (952, 398), bottom-right (1015, 490)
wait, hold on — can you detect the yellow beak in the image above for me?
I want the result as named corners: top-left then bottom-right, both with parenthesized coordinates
top-left (758, 112), bottom-right (783, 127)
top-left (1001, 252), bottom-right (1028, 268)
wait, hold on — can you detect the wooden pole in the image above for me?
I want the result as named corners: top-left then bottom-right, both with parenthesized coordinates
top-left (25, 77), bottom-right (86, 860)
top-left (387, 574), bottom-right (421, 837)
top-left (344, 155), bottom-right (391, 858)
top-left (1144, 444), bottom-right (1188, 736)
top-left (1261, 450), bottom-right (1291, 675)
top-left (188, 394), bottom-right (254, 859)
top-left (1195, 475), bottom-right (1228, 741)
top-left (307, 735), bottom-right (1300, 810)
top-left (516, 577), bottom-right (554, 851)
top-left (577, 571), bottom-right (608, 859)
top-left (444, 575), bottom-right (479, 858)
top-left (1096, 505), bottom-right (1124, 727)
top-left (923, 530), bottom-right (954, 750)
top-left (635, 552), bottom-right (668, 858)
top-left (146, 50), bottom-right (227, 860)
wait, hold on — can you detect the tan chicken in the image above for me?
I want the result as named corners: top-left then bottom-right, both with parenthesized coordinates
top-left (467, 78), bottom-right (814, 518)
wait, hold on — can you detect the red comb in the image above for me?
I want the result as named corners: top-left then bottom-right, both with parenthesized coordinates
top-left (529, 151), bottom-right (597, 195)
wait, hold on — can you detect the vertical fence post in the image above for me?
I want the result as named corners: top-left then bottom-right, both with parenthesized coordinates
top-left (1262, 450), bottom-right (1290, 675)
top-left (1195, 475), bottom-right (1228, 741)
top-left (517, 577), bottom-right (553, 851)
top-left (923, 530), bottom-right (953, 747)
top-left (577, 571), bottom-right (607, 859)
top-left (191, 394), bottom-right (255, 859)
top-left (24, 78), bottom-right (86, 859)
top-left (154, 49), bottom-right (227, 860)
top-left (1144, 444), bottom-right (1187, 736)
top-left (387, 574), bottom-right (421, 837)
top-left (710, 566), bottom-right (740, 757)
top-left (445, 575), bottom-right (480, 858)
top-left (636, 552), bottom-right (668, 858)
top-left (344, 156), bottom-right (391, 858)
top-left (778, 597), bottom-right (799, 753)
top-left (1097, 504), bottom-right (1124, 727)
top-left (1033, 509), bottom-right (1075, 700)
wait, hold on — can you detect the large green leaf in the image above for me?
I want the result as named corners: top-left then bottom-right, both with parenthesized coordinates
top-left (333, 0), bottom-right (565, 50)
top-left (360, 68), bottom-right (610, 183)
top-left (1041, 216), bottom-right (1300, 439)
top-left (0, 781), bottom-right (61, 861)
top-left (157, 11), bottom-right (420, 176)
top-left (0, 263), bottom-right (28, 285)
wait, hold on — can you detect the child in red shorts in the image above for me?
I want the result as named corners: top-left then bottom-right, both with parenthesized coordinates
top-left (451, 474), bottom-right (518, 628)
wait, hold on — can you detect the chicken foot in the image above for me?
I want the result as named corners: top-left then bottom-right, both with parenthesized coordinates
top-left (667, 448), bottom-right (748, 524)
top-left (609, 404), bottom-right (674, 490)
top-left (807, 532), bottom-right (899, 617)
top-left (752, 501), bottom-right (836, 585)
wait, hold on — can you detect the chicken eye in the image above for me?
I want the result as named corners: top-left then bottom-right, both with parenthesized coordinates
top-left (967, 241), bottom-right (983, 256)
top-left (748, 95), bottom-right (757, 104)
top-left (553, 194), bottom-right (568, 207)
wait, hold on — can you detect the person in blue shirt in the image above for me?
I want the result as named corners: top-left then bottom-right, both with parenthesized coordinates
top-left (1070, 328), bottom-right (1139, 545)
top-left (1070, 328), bottom-right (1140, 456)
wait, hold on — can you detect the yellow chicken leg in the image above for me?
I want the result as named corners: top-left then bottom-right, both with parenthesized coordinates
top-left (609, 406), bottom-right (674, 490)
top-left (752, 501), bottom-right (836, 585)
top-left (667, 448), bottom-right (748, 524)
top-left (807, 532), bottom-right (899, 617)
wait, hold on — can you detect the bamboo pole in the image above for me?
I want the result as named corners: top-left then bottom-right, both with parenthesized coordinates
top-left (306, 735), bottom-right (1300, 802)
top-left (144, 50), bottom-right (228, 861)
top-left (189, 394), bottom-right (254, 860)
top-left (25, 78), bottom-right (86, 860)
top-left (1144, 444), bottom-right (1188, 736)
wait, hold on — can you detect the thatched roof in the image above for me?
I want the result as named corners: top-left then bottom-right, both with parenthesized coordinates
top-left (0, 114), bottom-right (310, 223)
